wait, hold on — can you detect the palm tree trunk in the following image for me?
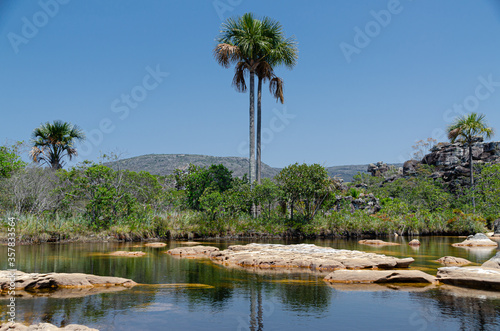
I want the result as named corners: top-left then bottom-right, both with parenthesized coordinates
top-left (256, 77), bottom-right (262, 185)
top-left (469, 143), bottom-right (475, 212)
top-left (249, 71), bottom-right (256, 187)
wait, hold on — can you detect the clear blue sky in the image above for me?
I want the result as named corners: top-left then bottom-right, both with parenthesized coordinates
top-left (1, 0), bottom-right (500, 168)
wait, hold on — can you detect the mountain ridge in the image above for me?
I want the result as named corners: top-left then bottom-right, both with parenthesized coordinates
top-left (106, 153), bottom-right (402, 182)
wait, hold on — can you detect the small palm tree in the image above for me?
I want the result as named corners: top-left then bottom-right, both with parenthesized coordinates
top-left (30, 120), bottom-right (86, 170)
top-left (447, 112), bottom-right (494, 209)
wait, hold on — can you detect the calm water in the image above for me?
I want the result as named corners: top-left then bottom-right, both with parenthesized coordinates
top-left (1, 237), bottom-right (500, 330)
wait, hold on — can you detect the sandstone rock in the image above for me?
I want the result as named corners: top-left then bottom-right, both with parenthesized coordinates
top-left (0, 323), bottom-right (98, 331)
top-left (436, 256), bottom-right (471, 266)
top-left (403, 160), bottom-right (419, 175)
top-left (324, 269), bottom-right (437, 284)
top-left (109, 251), bottom-right (146, 257)
top-left (0, 270), bottom-right (136, 291)
top-left (144, 243), bottom-right (167, 247)
top-left (208, 244), bottom-right (414, 271)
top-left (358, 239), bottom-right (400, 246)
top-left (166, 246), bottom-right (219, 257)
top-left (481, 252), bottom-right (500, 269)
top-left (408, 239), bottom-right (420, 246)
top-left (452, 233), bottom-right (498, 247)
top-left (436, 267), bottom-right (500, 291)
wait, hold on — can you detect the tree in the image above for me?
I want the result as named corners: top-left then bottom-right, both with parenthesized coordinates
top-left (214, 13), bottom-right (297, 185)
top-left (30, 120), bottom-right (85, 170)
top-left (276, 163), bottom-right (333, 222)
top-left (0, 141), bottom-right (26, 178)
top-left (447, 113), bottom-right (494, 209)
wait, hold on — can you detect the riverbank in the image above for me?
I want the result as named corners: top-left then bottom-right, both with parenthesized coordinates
top-left (0, 209), bottom-right (490, 244)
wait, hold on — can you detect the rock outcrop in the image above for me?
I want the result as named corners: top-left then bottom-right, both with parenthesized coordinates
top-left (452, 233), bottom-right (498, 247)
top-left (166, 246), bottom-right (219, 257)
top-left (436, 267), bottom-right (500, 291)
top-left (0, 270), bottom-right (136, 291)
top-left (207, 244), bottom-right (414, 271)
top-left (324, 270), bottom-right (437, 284)
top-left (436, 256), bottom-right (472, 266)
top-left (367, 162), bottom-right (402, 178)
top-left (109, 251), bottom-right (146, 257)
top-left (408, 239), bottom-right (421, 246)
top-left (333, 193), bottom-right (381, 214)
top-left (0, 323), bottom-right (98, 331)
top-left (494, 219), bottom-right (500, 237)
top-left (144, 242), bottom-right (167, 247)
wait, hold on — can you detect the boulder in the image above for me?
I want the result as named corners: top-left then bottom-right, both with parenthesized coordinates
top-left (166, 246), bottom-right (219, 257)
top-left (452, 233), bottom-right (498, 247)
top-left (208, 243), bottom-right (414, 271)
top-left (0, 270), bottom-right (136, 291)
top-left (436, 267), bottom-right (500, 291)
top-left (324, 270), bottom-right (437, 284)
top-left (109, 251), bottom-right (146, 257)
top-left (0, 323), bottom-right (98, 331)
top-left (408, 239), bottom-right (421, 246)
top-left (436, 256), bottom-right (471, 266)
top-left (481, 252), bottom-right (500, 269)
top-left (403, 160), bottom-right (419, 175)
top-left (358, 239), bottom-right (400, 246)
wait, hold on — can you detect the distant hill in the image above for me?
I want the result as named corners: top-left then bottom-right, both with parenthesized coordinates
top-left (106, 154), bottom-right (280, 179)
top-left (106, 154), bottom-right (401, 182)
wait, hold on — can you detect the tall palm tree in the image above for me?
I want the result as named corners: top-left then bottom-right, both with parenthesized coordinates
top-left (30, 120), bottom-right (85, 170)
top-left (447, 112), bottom-right (494, 209)
top-left (214, 13), bottom-right (297, 185)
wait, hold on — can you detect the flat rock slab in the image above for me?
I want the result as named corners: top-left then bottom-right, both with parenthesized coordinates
top-left (324, 270), bottom-right (437, 284)
top-left (209, 244), bottom-right (414, 271)
top-left (0, 270), bottom-right (136, 291)
top-left (358, 240), bottom-right (400, 246)
top-left (0, 323), bottom-right (98, 331)
top-left (109, 251), bottom-right (146, 257)
top-left (144, 243), bottom-right (167, 247)
top-left (436, 256), bottom-right (472, 266)
top-left (166, 246), bottom-right (219, 257)
top-left (436, 267), bottom-right (500, 291)
top-left (452, 233), bottom-right (498, 247)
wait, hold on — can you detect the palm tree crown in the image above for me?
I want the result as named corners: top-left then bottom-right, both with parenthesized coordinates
top-left (30, 120), bottom-right (86, 170)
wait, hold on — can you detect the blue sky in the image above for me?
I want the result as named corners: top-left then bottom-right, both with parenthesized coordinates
top-left (1, 0), bottom-right (500, 168)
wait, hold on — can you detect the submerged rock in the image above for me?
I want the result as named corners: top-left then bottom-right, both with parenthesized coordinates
top-left (144, 243), bottom-right (167, 247)
top-left (452, 233), bottom-right (498, 247)
top-left (0, 270), bottom-right (136, 291)
top-left (166, 246), bottom-right (219, 257)
top-left (0, 323), bottom-right (98, 331)
top-left (436, 267), bottom-right (500, 291)
top-left (481, 252), bottom-right (500, 269)
top-left (209, 243), bottom-right (413, 271)
top-left (324, 270), bottom-right (437, 284)
top-left (436, 256), bottom-right (472, 266)
top-left (109, 251), bottom-right (146, 257)
top-left (358, 239), bottom-right (400, 246)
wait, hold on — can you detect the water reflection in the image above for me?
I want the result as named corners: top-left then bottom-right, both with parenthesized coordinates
top-left (1, 239), bottom-right (500, 330)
